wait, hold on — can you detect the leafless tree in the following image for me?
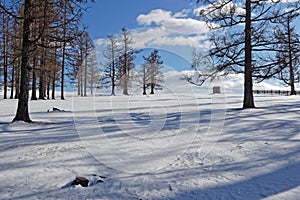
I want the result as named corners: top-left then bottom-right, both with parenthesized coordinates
top-left (119, 28), bottom-right (135, 95)
top-left (196, 0), bottom-right (300, 108)
top-left (102, 35), bottom-right (121, 95)
top-left (140, 49), bottom-right (164, 95)
top-left (0, 0), bottom-right (94, 122)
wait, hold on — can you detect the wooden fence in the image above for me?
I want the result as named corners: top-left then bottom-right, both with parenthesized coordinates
top-left (254, 90), bottom-right (297, 95)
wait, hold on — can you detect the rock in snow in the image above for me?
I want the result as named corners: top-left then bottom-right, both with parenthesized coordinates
top-left (71, 176), bottom-right (89, 187)
top-left (61, 174), bottom-right (106, 188)
top-left (71, 174), bottom-right (106, 187)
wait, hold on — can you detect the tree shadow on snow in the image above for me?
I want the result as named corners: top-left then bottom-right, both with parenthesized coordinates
top-left (157, 160), bottom-right (300, 200)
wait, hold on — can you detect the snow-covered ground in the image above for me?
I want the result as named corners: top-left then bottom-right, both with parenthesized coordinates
top-left (1, 72), bottom-right (300, 199)
top-left (1, 92), bottom-right (300, 200)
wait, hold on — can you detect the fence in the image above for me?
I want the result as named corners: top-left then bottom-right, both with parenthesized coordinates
top-left (254, 90), bottom-right (297, 95)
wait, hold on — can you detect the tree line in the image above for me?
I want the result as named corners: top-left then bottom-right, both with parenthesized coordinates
top-left (0, 0), bottom-right (165, 122)
top-left (100, 28), bottom-right (165, 96)
top-left (4, 0), bottom-right (296, 122)
top-left (0, 0), bottom-right (98, 122)
top-left (191, 0), bottom-right (300, 108)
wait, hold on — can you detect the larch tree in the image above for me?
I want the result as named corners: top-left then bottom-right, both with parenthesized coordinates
top-left (196, 0), bottom-right (300, 108)
top-left (70, 36), bottom-right (84, 96)
top-left (273, 12), bottom-right (300, 95)
top-left (9, 18), bottom-right (22, 100)
top-left (0, 8), bottom-right (3, 95)
top-left (0, 1), bottom-right (16, 100)
top-left (119, 28), bottom-right (135, 95)
top-left (83, 32), bottom-right (95, 97)
top-left (59, 0), bottom-right (75, 100)
top-left (87, 50), bottom-right (99, 95)
top-left (0, 8), bottom-right (11, 99)
top-left (140, 62), bottom-right (148, 95)
top-left (72, 30), bottom-right (95, 97)
top-left (49, 1), bottom-right (93, 100)
top-left (140, 49), bottom-right (164, 95)
top-left (102, 35), bottom-right (121, 96)
top-left (10, 7), bottom-right (23, 100)
top-left (0, 0), bottom-right (94, 122)
top-left (13, 0), bottom-right (34, 122)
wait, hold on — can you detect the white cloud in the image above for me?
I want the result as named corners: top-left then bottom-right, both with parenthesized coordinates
top-left (131, 27), bottom-right (173, 49)
top-left (95, 8), bottom-right (212, 70)
top-left (129, 27), bottom-right (211, 63)
top-left (137, 9), bottom-right (209, 35)
top-left (95, 38), bottom-right (106, 47)
top-left (137, 9), bottom-right (171, 26)
top-left (194, 1), bottom-right (245, 18)
top-left (95, 8), bottom-right (210, 50)
top-left (173, 9), bottom-right (192, 18)
top-left (131, 27), bottom-right (207, 49)
top-left (133, 8), bottom-right (211, 59)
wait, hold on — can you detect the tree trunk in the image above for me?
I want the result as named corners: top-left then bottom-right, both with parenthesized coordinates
top-left (142, 65), bottom-right (147, 95)
top-left (61, 43), bottom-right (66, 100)
top-left (31, 67), bottom-right (37, 100)
top-left (3, 55), bottom-right (8, 99)
top-left (243, 0), bottom-right (255, 109)
top-left (10, 64), bottom-right (15, 99)
top-left (150, 83), bottom-right (155, 94)
top-left (143, 85), bottom-right (147, 95)
top-left (150, 73), bottom-right (155, 94)
top-left (111, 79), bottom-right (115, 95)
top-left (52, 54), bottom-right (56, 99)
top-left (39, 69), bottom-right (45, 99)
top-left (31, 57), bottom-right (37, 100)
top-left (77, 75), bottom-right (81, 95)
top-left (13, 0), bottom-right (32, 122)
top-left (47, 77), bottom-right (50, 100)
top-left (287, 17), bottom-right (296, 95)
top-left (122, 51), bottom-right (129, 95)
top-left (111, 62), bottom-right (116, 96)
top-left (14, 63), bottom-right (20, 99)
top-left (122, 67), bottom-right (129, 95)
top-left (3, 19), bottom-right (8, 99)
top-left (52, 69), bottom-right (56, 99)
top-left (60, 2), bottom-right (67, 100)
top-left (84, 57), bottom-right (87, 97)
top-left (80, 64), bottom-right (83, 96)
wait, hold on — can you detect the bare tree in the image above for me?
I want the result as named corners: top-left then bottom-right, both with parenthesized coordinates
top-left (196, 0), bottom-right (300, 108)
top-left (0, 1), bottom-right (19, 100)
top-left (0, 8), bottom-right (10, 99)
top-left (273, 13), bottom-right (300, 95)
top-left (0, 0), bottom-right (94, 122)
top-left (102, 35), bottom-right (121, 95)
top-left (119, 28), bottom-right (135, 95)
top-left (140, 62), bottom-right (148, 95)
top-left (82, 31), bottom-right (95, 96)
top-left (87, 49), bottom-right (99, 95)
top-left (70, 29), bottom-right (96, 97)
top-left (12, 0), bottom-right (34, 122)
top-left (140, 49), bottom-right (164, 95)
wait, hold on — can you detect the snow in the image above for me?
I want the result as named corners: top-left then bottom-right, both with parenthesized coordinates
top-left (162, 71), bottom-right (292, 95)
top-left (1, 74), bottom-right (300, 199)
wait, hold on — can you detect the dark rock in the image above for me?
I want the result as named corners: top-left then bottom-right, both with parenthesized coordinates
top-left (71, 176), bottom-right (89, 187)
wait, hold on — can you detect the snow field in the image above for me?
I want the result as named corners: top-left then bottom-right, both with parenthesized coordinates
top-left (0, 93), bottom-right (300, 199)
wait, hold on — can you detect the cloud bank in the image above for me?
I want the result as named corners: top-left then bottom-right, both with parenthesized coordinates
top-left (95, 8), bottom-right (210, 72)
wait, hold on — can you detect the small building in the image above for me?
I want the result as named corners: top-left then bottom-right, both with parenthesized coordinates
top-left (213, 86), bottom-right (221, 94)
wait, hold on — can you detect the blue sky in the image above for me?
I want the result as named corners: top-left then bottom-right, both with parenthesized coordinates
top-left (83, 0), bottom-right (195, 40)
top-left (82, 0), bottom-right (208, 72)
top-left (82, 1), bottom-right (300, 73)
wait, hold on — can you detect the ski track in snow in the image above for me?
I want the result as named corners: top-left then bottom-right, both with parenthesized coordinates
top-left (0, 94), bottom-right (300, 199)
